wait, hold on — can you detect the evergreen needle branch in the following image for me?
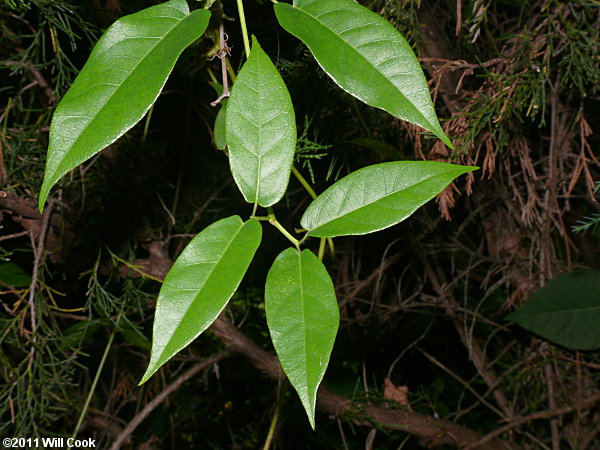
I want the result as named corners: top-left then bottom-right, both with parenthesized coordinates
top-left (72, 309), bottom-right (123, 440)
top-left (235, 0), bottom-right (251, 58)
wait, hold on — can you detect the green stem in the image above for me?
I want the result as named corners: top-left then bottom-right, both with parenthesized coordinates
top-left (351, 98), bottom-right (371, 138)
top-left (291, 166), bottom-right (336, 257)
top-left (291, 166), bottom-right (317, 200)
top-left (142, 104), bottom-right (154, 143)
top-left (235, 0), bottom-right (251, 57)
top-left (327, 237), bottom-right (335, 259)
top-left (206, 67), bottom-right (218, 83)
top-left (270, 218), bottom-right (300, 250)
top-left (318, 238), bottom-right (326, 261)
top-left (72, 310), bottom-right (122, 439)
top-left (264, 208), bottom-right (300, 250)
top-left (225, 57), bottom-right (237, 81)
top-left (263, 406), bottom-right (279, 450)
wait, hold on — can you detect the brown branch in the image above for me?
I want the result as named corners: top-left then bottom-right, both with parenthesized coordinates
top-left (4, 25), bottom-right (57, 105)
top-left (26, 200), bottom-right (53, 368)
top-left (423, 260), bottom-right (515, 420)
top-left (210, 316), bottom-right (519, 449)
top-left (120, 243), bottom-right (520, 449)
top-left (210, 23), bottom-right (231, 107)
top-left (23, 60), bottom-right (58, 104)
top-left (463, 392), bottom-right (600, 450)
top-left (0, 230), bottom-right (30, 242)
top-left (109, 351), bottom-right (231, 450)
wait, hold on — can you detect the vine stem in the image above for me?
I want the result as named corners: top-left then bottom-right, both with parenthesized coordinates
top-left (291, 166), bottom-right (335, 257)
top-left (269, 217), bottom-right (300, 250)
top-left (262, 405), bottom-right (279, 450)
top-left (253, 211), bottom-right (300, 250)
top-left (317, 236), bottom-right (326, 261)
top-left (291, 165), bottom-right (317, 200)
top-left (235, 0), bottom-right (251, 57)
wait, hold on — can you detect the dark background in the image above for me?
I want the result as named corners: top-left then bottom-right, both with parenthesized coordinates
top-left (0, 0), bottom-right (599, 448)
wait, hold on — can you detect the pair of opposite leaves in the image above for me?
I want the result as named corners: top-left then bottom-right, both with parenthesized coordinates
top-left (38, 0), bottom-right (476, 428)
top-left (38, 0), bottom-right (453, 209)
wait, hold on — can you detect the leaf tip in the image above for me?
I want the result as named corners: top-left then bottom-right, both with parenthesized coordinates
top-left (138, 365), bottom-right (157, 386)
top-left (299, 396), bottom-right (317, 430)
top-left (440, 133), bottom-right (454, 150)
top-left (38, 180), bottom-right (50, 213)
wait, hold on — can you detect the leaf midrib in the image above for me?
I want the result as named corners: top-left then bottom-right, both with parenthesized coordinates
top-left (297, 251), bottom-right (310, 411)
top-left (154, 220), bottom-right (246, 365)
top-left (307, 168), bottom-right (464, 232)
top-left (287, 3), bottom-right (433, 131)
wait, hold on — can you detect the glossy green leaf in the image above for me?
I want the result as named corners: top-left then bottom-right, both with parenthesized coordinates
top-left (118, 316), bottom-right (151, 350)
top-left (0, 262), bottom-right (31, 287)
top-left (226, 36), bottom-right (296, 207)
top-left (274, 0), bottom-right (451, 147)
top-left (39, 0), bottom-right (211, 210)
top-left (301, 161), bottom-right (477, 237)
top-left (140, 216), bottom-right (262, 384)
top-left (507, 270), bottom-right (600, 350)
top-left (265, 248), bottom-right (339, 429)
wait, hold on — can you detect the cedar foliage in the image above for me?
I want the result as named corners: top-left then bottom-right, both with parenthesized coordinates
top-left (0, 0), bottom-right (598, 448)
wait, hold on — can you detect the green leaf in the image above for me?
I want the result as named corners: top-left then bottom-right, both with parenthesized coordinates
top-left (59, 320), bottom-right (103, 352)
top-left (274, 0), bottom-right (452, 147)
top-left (506, 270), bottom-right (600, 350)
top-left (0, 262), bottom-right (31, 287)
top-left (140, 216), bottom-right (262, 384)
top-left (214, 99), bottom-right (228, 150)
top-left (226, 36), bottom-right (296, 207)
top-left (39, 0), bottom-right (211, 210)
top-left (301, 161), bottom-right (477, 237)
top-left (265, 248), bottom-right (339, 429)
top-left (118, 316), bottom-right (151, 350)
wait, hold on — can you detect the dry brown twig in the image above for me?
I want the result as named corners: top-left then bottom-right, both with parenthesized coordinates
top-left (422, 260), bottom-right (515, 420)
top-left (110, 243), bottom-right (520, 449)
top-left (463, 392), bottom-right (600, 450)
top-left (109, 351), bottom-right (231, 450)
top-left (26, 200), bottom-right (53, 368)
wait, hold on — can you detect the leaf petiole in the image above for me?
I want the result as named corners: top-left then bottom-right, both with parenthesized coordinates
top-left (256, 208), bottom-right (301, 250)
